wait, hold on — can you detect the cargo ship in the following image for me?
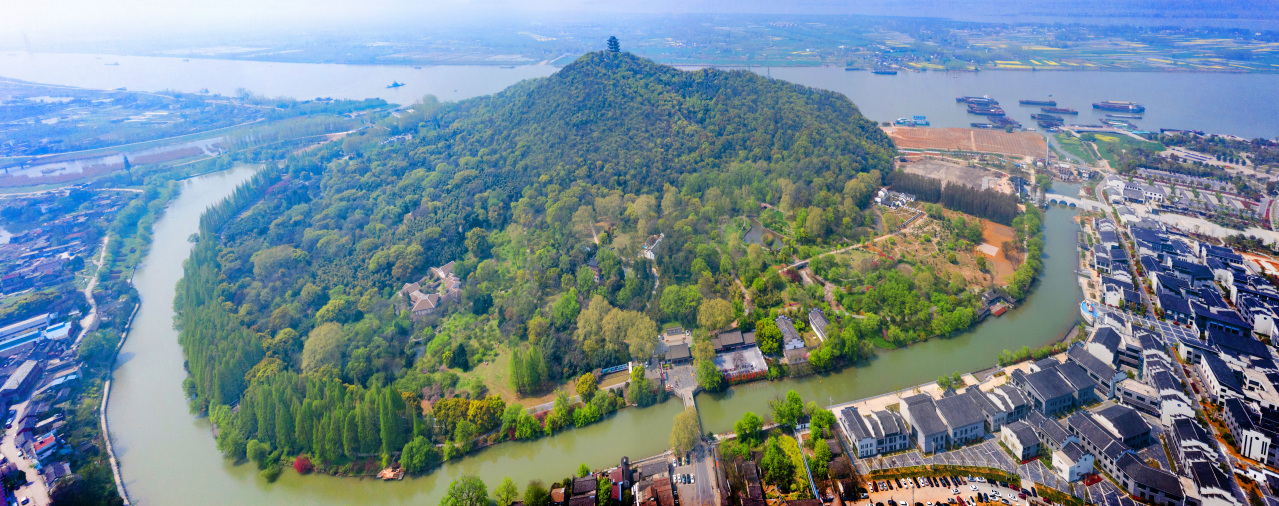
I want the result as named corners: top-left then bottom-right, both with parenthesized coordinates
top-left (1093, 101), bottom-right (1145, 113)
top-left (971, 123), bottom-right (997, 129)
top-left (386, 81), bottom-right (405, 88)
top-left (1019, 99), bottom-right (1057, 106)
top-left (844, 67), bottom-right (865, 71)
top-left (1101, 118), bottom-right (1137, 129)
top-left (894, 115), bottom-right (931, 127)
top-left (1031, 113), bottom-right (1064, 122)
top-left (1106, 114), bottom-right (1143, 119)
top-left (967, 104), bottom-right (1006, 116)
top-left (956, 96), bottom-right (999, 105)
top-left (1036, 121), bottom-right (1062, 130)
top-left (872, 69), bottom-right (898, 75)
top-left (990, 117), bottom-right (1021, 129)
top-left (1041, 107), bottom-right (1078, 115)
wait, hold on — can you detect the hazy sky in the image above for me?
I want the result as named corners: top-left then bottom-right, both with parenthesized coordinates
top-left (4, 0), bottom-right (1277, 49)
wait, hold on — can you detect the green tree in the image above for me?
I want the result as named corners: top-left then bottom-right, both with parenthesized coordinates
top-left (301, 322), bottom-right (343, 374)
top-left (661, 285), bottom-right (702, 326)
top-left (576, 373), bottom-right (598, 404)
top-left (400, 436), bottom-right (440, 474)
top-left (755, 318), bottom-right (783, 355)
top-left (733, 411), bottom-right (764, 446)
top-left (694, 340), bottom-right (723, 392)
top-left (761, 437), bottom-right (796, 492)
top-left (670, 407), bottom-right (701, 455)
top-left (247, 439), bottom-right (271, 470)
top-left (697, 298), bottom-right (735, 331)
top-left (812, 440), bottom-right (833, 478)
top-left (495, 476), bottom-right (520, 506)
top-left (770, 390), bottom-right (804, 429)
top-left (578, 462), bottom-right (592, 477)
top-left (627, 365), bottom-right (657, 407)
top-left (810, 408), bottom-right (836, 438)
top-left (524, 480), bottom-right (551, 506)
top-left (552, 289), bottom-right (581, 329)
top-left (442, 475), bottom-right (489, 506)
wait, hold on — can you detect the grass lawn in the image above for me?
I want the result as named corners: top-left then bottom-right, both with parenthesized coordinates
top-left (1088, 133), bottom-right (1163, 167)
top-left (779, 434), bottom-right (811, 497)
top-left (1053, 132), bottom-right (1099, 165)
top-left (872, 337), bottom-right (899, 349)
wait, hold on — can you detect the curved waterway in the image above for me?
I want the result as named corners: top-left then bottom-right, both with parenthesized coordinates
top-left (106, 162), bottom-right (1082, 504)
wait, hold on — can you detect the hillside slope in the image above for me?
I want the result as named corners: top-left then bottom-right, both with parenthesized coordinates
top-left (178, 51), bottom-right (896, 473)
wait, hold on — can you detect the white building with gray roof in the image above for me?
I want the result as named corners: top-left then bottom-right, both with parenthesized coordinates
top-left (837, 406), bottom-right (910, 458)
top-left (902, 394), bottom-right (951, 454)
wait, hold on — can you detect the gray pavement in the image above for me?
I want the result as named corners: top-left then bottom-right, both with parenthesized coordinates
top-left (674, 444), bottom-right (719, 506)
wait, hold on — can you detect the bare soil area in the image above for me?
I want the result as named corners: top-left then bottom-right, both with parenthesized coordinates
top-left (885, 126), bottom-right (1048, 159)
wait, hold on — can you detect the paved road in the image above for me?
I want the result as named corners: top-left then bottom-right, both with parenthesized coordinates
top-left (674, 444), bottom-right (719, 506)
top-left (74, 236), bottom-right (109, 347)
top-left (1, 401), bottom-right (50, 506)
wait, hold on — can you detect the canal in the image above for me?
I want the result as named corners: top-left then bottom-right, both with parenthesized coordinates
top-left (106, 162), bottom-right (1082, 504)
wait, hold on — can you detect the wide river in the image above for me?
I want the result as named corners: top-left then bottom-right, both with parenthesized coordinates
top-left (6, 50), bottom-right (1201, 504)
top-left (3, 52), bottom-right (1279, 138)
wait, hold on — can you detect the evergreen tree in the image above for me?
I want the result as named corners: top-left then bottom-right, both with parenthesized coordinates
top-left (275, 396), bottom-right (294, 452)
top-left (326, 413), bottom-right (343, 462)
top-left (343, 410), bottom-right (359, 457)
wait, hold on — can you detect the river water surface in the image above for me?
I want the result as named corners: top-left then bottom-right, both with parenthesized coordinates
top-left (3, 53), bottom-right (1279, 138)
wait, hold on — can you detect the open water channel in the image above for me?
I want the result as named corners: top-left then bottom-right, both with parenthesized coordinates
top-left (0, 51), bottom-right (1228, 504)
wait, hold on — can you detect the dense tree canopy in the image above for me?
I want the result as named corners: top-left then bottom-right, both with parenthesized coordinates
top-left (177, 51), bottom-right (897, 473)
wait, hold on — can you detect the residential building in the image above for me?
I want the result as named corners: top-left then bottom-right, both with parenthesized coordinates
top-left (1222, 398), bottom-right (1279, 467)
top-left (901, 394), bottom-right (950, 454)
top-left (777, 316), bottom-right (804, 351)
top-left (1114, 379), bottom-right (1160, 416)
top-left (1068, 345), bottom-right (1124, 398)
top-left (1115, 453), bottom-right (1184, 505)
top-left (808, 308), bottom-right (829, 341)
top-left (935, 394), bottom-right (986, 445)
top-left (1000, 421), bottom-right (1040, 461)
top-left (1092, 404), bottom-right (1153, 449)
top-left (1053, 441), bottom-right (1096, 482)
top-left (838, 406), bottom-right (910, 458)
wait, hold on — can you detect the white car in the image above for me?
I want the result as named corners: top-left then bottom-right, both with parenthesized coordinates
top-left (971, 485), bottom-right (979, 491)
top-left (952, 489), bottom-right (960, 495)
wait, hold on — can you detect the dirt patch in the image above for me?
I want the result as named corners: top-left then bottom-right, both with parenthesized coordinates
top-left (885, 126), bottom-right (1048, 159)
top-left (979, 219), bottom-right (1018, 282)
top-left (901, 158), bottom-right (1000, 190)
top-left (875, 209), bottom-right (1007, 288)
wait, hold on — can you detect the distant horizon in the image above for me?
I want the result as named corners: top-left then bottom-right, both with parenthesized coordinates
top-left (5, 1), bottom-right (1279, 51)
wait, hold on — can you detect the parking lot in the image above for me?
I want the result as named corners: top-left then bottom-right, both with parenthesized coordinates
top-left (855, 438), bottom-right (1091, 502)
top-left (863, 474), bottom-right (1033, 506)
top-left (858, 440), bottom-right (1018, 476)
top-left (1083, 476), bottom-right (1135, 506)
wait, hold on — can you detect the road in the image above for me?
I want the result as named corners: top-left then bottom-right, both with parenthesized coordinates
top-left (74, 236), bottom-right (109, 346)
top-left (673, 443), bottom-right (721, 506)
top-left (1091, 182), bottom-right (1157, 318)
top-left (1, 401), bottom-right (50, 506)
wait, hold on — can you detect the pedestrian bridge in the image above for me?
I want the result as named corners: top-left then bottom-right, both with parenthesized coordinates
top-left (1046, 195), bottom-right (1103, 211)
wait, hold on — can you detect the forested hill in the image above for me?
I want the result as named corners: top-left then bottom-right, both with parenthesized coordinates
top-left (178, 51), bottom-right (896, 473)
top-left (423, 51), bottom-right (894, 193)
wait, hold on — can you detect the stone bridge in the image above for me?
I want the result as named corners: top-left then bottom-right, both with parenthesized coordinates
top-left (1046, 194), bottom-right (1103, 211)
